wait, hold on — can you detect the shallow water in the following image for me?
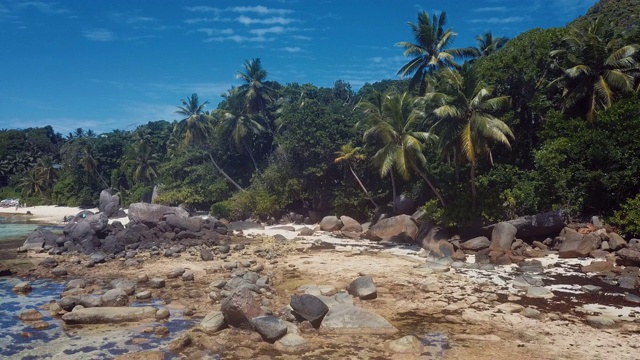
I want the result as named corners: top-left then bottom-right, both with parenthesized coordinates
top-left (0, 277), bottom-right (197, 359)
top-left (0, 216), bottom-right (63, 242)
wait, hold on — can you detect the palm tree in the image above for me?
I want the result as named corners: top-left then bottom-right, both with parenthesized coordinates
top-left (470, 32), bottom-right (508, 59)
top-left (80, 144), bottom-right (110, 188)
top-left (334, 143), bottom-right (380, 209)
top-left (550, 17), bottom-right (639, 122)
top-left (127, 139), bottom-right (159, 186)
top-left (173, 93), bottom-right (245, 191)
top-left (19, 170), bottom-right (45, 197)
top-left (396, 11), bottom-right (471, 95)
top-left (216, 88), bottom-right (265, 171)
top-left (236, 58), bottom-right (273, 117)
top-left (426, 64), bottom-right (513, 212)
top-left (34, 155), bottom-right (57, 196)
top-left (359, 91), bottom-right (445, 207)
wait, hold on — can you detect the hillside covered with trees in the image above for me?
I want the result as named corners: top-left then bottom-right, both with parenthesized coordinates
top-left (2, 0), bottom-right (640, 235)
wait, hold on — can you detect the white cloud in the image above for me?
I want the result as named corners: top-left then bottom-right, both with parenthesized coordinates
top-left (197, 28), bottom-right (234, 36)
top-left (83, 29), bottom-right (115, 41)
top-left (291, 35), bottom-right (311, 41)
top-left (185, 6), bottom-right (221, 13)
top-left (184, 16), bottom-right (231, 24)
top-left (472, 7), bottom-right (508, 13)
top-left (249, 26), bottom-right (287, 36)
top-left (229, 6), bottom-right (293, 15)
top-left (469, 16), bottom-right (526, 24)
top-left (204, 35), bottom-right (273, 43)
top-left (15, 1), bottom-right (70, 15)
top-left (236, 15), bottom-right (296, 25)
top-left (282, 46), bottom-right (302, 53)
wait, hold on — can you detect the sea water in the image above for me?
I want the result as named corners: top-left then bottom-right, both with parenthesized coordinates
top-left (0, 216), bottom-right (63, 242)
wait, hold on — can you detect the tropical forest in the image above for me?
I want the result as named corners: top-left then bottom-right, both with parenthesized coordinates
top-left (2, 1), bottom-right (640, 236)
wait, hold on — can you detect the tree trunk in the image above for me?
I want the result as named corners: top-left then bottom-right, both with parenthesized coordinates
top-left (349, 165), bottom-right (379, 209)
top-left (413, 165), bottom-right (446, 207)
top-left (244, 142), bottom-right (259, 172)
top-left (206, 152), bottom-right (246, 192)
top-left (470, 159), bottom-right (477, 213)
top-left (390, 171), bottom-right (397, 213)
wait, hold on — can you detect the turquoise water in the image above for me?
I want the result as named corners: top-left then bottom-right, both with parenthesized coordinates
top-left (0, 216), bottom-right (62, 242)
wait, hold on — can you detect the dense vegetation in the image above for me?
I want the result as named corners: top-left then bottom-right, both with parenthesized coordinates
top-left (2, 0), bottom-right (640, 235)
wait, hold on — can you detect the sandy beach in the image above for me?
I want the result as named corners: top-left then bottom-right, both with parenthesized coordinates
top-left (0, 205), bottom-right (129, 225)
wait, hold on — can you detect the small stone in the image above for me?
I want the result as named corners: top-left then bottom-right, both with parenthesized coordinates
top-left (154, 326), bottom-right (169, 336)
top-left (20, 309), bottom-right (43, 321)
top-left (51, 267), bottom-right (68, 277)
top-left (251, 315), bottom-right (288, 342)
top-left (156, 308), bottom-right (170, 320)
top-left (32, 321), bottom-right (49, 330)
top-left (137, 274), bottom-right (149, 283)
top-left (40, 257), bottom-right (58, 268)
top-left (167, 268), bottom-right (185, 279)
top-left (136, 290), bottom-right (152, 300)
top-left (101, 289), bottom-right (129, 307)
top-left (182, 270), bottom-right (194, 281)
top-left (200, 311), bottom-right (226, 334)
top-left (274, 334), bottom-right (308, 353)
top-left (210, 280), bottom-right (227, 289)
top-left (521, 307), bottom-right (541, 319)
top-left (387, 335), bottom-right (423, 353)
top-left (347, 276), bottom-right (377, 300)
top-left (581, 285), bottom-right (602, 293)
top-left (12, 282), bottom-right (32, 294)
top-left (495, 303), bottom-right (524, 314)
top-left (64, 279), bottom-right (86, 292)
top-left (149, 278), bottom-right (165, 289)
top-left (525, 286), bottom-right (554, 299)
top-left (200, 248), bottom-right (214, 261)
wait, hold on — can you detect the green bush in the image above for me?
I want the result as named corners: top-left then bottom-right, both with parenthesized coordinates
top-left (210, 200), bottom-right (232, 219)
top-left (609, 193), bottom-right (640, 237)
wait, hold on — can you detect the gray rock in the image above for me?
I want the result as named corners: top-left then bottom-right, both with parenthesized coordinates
top-left (319, 304), bottom-right (397, 334)
top-left (290, 294), bottom-right (329, 324)
top-left (113, 279), bottom-right (137, 295)
top-left (525, 286), bottom-right (554, 299)
top-left (58, 296), bottom-right (80, 311)
top-left (167, 268), bottom-right (185, 279)
top-left (586, 316), bottom-right (617, 329)
top-left (40, 257), bottom-right (58, 268)
top-left (616, 248), bottom-right (640, 266)
top-left (298, 227), bottom-right (314, 236)
top-left (340, 216), bottom-right (362, 233)
top-left (387, 335), bottom-right (423, 354)
top-left (50, 268), bottom-right (67, 277)
top-left (251, 315), bottom-right (288, 342)
top-left (89, 252), bottom-right (107, 264)
top-left (165, 214), bottom-right (202, 232)
top-left (347, 276), bottom-right (377, 300)
top-left (521, 307), bottom-right (541, 319)
top-left (200, 311), bottom-right (226, 334)
top-left (513, 275), bottom-right (543, 290)
top-left (319, 216), bottom-right (343, 231)
top-left (221, 287), bottom-right (263, 329)
top-left (607, 232), bottom-right (627, 251)
top-left (61, 306), bottom-right (157, 324)
top-left (210, 280), bottom-right (227, 289)
top-left (101, 288), bottom-right (129, 307)
top-left (156, 307), bottom-right (170, 320)
top-left (489, 222), bottom-right (517, 251)
top-left (364, 215), bottom-right (419, 243)
top-left (135, 290), bottom-right (152, 300)
top-left (618, 276), bottom-right (637, 289)
top-left (64, 279), bottom-right (86, 292)
top-left (149, 278), bottom-right (165, 288)
top-left (518, 260), bottom-right (544, 274)
top-left (128, 203), bottom-right (189, 227)
top-left (559, 232), bottom-right (601, 258)
top-left (78, 295), bottom-right (102, 308)
top-left (228, 221), bottom-right (264, 231)
top-left (624, 293), bottom-right (640, 303)
top-left (460, 236), bottom-right (490, 251)
top-left (274, 333), bottom-right (308, 353)
top-left (12, 282), bottom-right (32, 293)
top-left (182, 270), bottom-right (194, 281)
top-left (581, 285), bottom-right (601, 293)
top-left (200, 248), bottom-right (214, 261)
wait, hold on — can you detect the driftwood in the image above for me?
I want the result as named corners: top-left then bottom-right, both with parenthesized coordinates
top-left (482, 211), bottom-right (566, 240)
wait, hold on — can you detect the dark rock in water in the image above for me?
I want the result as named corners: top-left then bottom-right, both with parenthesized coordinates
top-left (101, 288), bottom-right (129, 307)
top-left (12, 281), bottom-right (32, 293)
top-left (128, 202), bottom-right (189, 228)
top-left (20, 229), bottom-right (59, 251)
top-left (347, 276), bottom-right (377, 300)
top-left (228, 221), bottom-right (265, 231)
top-left (252, 315), bottom-right (288, 342)
top-left (221, 287), bottom-right (263, 328)
top-left (290, 294), bottom-right (329, 324)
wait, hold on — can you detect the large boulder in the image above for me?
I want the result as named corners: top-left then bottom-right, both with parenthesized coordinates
top-left (607, 232), bottom-right (628, 251)
top-left (364, 215), bottom-right (419, 242)
top-left (128, 203), bottom-right (189, 227)
top-left (482, 211), bottom-right (566, 240)
top-left (85, 213), bottom-right (109, 233)
top-left (461, 236), bottom-right (491, 251)
top-left (347, 276), bottom-right (377, 300)
top-left (394, 195), bottom-right (416, 215)
top-left (616, 248), bottom-right (640, 266)
top-left (489, 222), bottom-right (517, 251)
top-left (559, 230), bottom-right (601, 258)
top-left (165, 215), bottom-right (202, 232)
top-left (290, 294), bottom-right (329, 324)
top-left (20, 229), bottom-right (58, 251)
top-left (340, 216), bottom-right (362, 233)
top-left (101, 288), bottom-right (130, 307)
top-left (99, 189), bottom-right (120, 218)
top-left (320, 216), bottom-right (343, 232)
top-left (221, 288), bottom-right (263, 329)
top-left (251, 315), bottom-right (288, 342)
top-left (61, 306), bottom-right (157, 324)
top-left (319, 304), bottom-right (397, 334)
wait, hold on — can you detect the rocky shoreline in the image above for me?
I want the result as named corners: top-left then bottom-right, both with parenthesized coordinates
top-left (2, 202), bottom-right (640, 359)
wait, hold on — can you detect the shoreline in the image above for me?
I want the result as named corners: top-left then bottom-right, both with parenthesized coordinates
top-left (0, 205), bottom-right (98, 225)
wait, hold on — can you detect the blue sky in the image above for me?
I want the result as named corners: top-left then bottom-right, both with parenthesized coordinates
top-left (0, 0), bottom-right (597, 134)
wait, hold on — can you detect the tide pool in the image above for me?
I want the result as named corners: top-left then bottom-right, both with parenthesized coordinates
top-left (0, 216), bottom-right (62, 242)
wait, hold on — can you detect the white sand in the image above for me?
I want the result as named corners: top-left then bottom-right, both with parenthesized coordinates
top-left (0, 205), bottom-right (129, 225)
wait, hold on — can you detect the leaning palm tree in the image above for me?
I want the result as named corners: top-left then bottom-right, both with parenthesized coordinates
top-left (359, 91), bottom-right (445, 207)
top-left (334, 143), bottom-right (380, 210)
top-left (470, 32), bottom-right (508, 59)
top-left (396, 11), bottom-right (471, 95)
top-left (34, 155), bottom-right (57, 196)
top-left (550, 17), bottom-right (639, 122)
top-left (19, 170), bottom-right (45, 198)
top-left (426, 64), bottom-right (513, 212)
top-left (79, 144), bottom-right (110, 189)
top-left (173, 93), bottom-right (245, 191)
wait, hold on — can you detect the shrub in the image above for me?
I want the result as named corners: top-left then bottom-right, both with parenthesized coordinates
top-left (609, 193), bottom-right (640, 237)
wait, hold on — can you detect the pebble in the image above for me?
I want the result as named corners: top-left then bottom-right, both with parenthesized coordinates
top-left (156, 308), bottom-right (170, 320)
top-left (12, 282), bottom-right (32, 294)
top-left (182, 270), bottom-right (194, 281)
top-left (149, 278), bottom-right (166, 289)
top-left (136, 290), bottom-right (152, 300)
